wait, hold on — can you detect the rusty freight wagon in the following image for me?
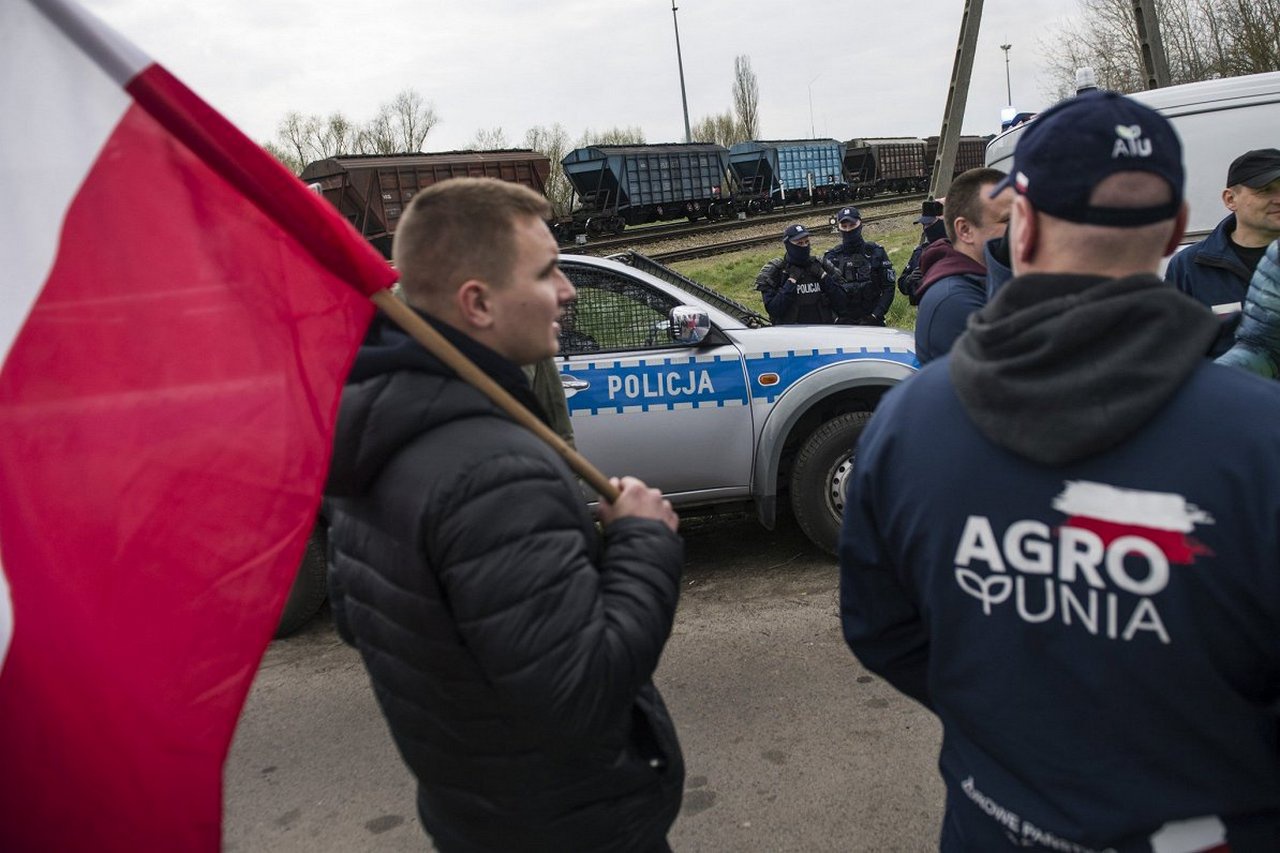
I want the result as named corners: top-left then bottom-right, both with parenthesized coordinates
top-left (924, 135), bottom-right (995, 181)
top-left (842, 138), bottom-right (929, 197)
top-left (300, 150), bottom-right (552, 257)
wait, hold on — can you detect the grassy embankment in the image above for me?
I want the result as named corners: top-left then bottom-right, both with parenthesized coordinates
top-left (669, 220), bottom-right (923, 332)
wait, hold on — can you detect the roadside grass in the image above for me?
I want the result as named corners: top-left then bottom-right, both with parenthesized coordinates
top-left (670, 220), bottom-right (922, 332)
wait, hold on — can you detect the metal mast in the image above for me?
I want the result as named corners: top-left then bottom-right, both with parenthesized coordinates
top-left (929, 0), bottom-right (984, 200)
top-left (671, 1), bottom-right (692, 142)
top-left (1132, 0), bottom-right (1171, 88)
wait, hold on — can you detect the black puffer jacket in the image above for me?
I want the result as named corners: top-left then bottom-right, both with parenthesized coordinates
top-left (325, 313), bottom-right (685, 853)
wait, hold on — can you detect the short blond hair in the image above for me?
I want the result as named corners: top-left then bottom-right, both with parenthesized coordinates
top-left (392, 178), bottom-right (552, 309)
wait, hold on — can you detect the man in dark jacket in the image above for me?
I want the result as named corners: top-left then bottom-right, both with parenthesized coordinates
top-left (326, 177), bottom-right (685, 853)
top-left (899, 199), bottom-right (948, 303)
top-left (912, 168), bottom-right (1012, 364)
top-left (755, 223), bottom-right (848, 324)
top-left (823, 206), bottom-right (897, 324)
top-left (841, 91), bottom-right (1280, 851)
top-left (1165, 148), bottom-right (1280, 354)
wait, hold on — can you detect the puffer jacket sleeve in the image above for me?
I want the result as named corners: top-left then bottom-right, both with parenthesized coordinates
top-left (427, 448), bottom-right (684, 744)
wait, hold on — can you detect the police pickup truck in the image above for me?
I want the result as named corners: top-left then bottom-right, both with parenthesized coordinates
top-left (558, 251), bottom-right (917, 552)
top-left (277, 251), bottom-right (918, 637)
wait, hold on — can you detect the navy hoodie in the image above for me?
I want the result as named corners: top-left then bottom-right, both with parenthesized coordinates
top-left (913, 240), bottom-right (987, 364)
top-left (841, 272), bottom-right (1280, 851)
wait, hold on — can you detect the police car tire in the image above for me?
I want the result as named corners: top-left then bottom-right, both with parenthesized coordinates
top-left (274, 524), bottom-right (329, 638)
top-left (790, 411), bottom-right (872, 555)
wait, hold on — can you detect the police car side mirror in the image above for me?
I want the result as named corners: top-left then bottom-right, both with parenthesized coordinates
top-left (669, 306), bottom-right (710, 345)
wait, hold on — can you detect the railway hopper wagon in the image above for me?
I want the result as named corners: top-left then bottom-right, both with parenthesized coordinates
top-left (300, 150), bottom-right (552, 257)
top-left (727, 139), bottom-right (851, 211)
top-left (561, 143), bottom-right (732, 236)
top-left (843, 138), bottom-right (929, 197)
top-left (924, 135), bottom-right (995, 181)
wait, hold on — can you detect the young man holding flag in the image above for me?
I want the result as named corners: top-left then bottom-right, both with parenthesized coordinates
top-left (325, 178), bottom-right (687, 852)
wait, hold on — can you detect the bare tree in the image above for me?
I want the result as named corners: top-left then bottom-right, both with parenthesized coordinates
top-left (317, 113), bottom-right (359, 159)
top-left (384, 89), bottom-right (439, 151)
top-left (270, 88), bottom-right (441, 174)
top-left (361, 89), bottom-right (440, 154)
top-left (276, 111), bottom-right (322, 169)
top-left (578, 126), bottom-right (647, 146)
top-left (1215, 0), bottom-right (1280, 74)
top-left (359, 110), bottom-right (399, 155)
top-left (1041, 0), bottom-right (1280, 100)
top-left (691, 111), bottom-right (744, 147)
top-left (732, 55), bottom-right (760, 140)
top-left (525, 123), bottom-right (574, 217)
top-left (262, 140), bottom-right (304, 175)
top-left (468, 127), bottom-right (510, 150)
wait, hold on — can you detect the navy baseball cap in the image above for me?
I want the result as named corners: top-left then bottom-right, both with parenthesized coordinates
top-left (783, 223), bottom-right (811, 242)
top-left (1226, 149), bottom-right (1280, 189)
top-left (836, 206), bottom-right (861, 223)
top-left (989, 89), bottom-right (1184, 227)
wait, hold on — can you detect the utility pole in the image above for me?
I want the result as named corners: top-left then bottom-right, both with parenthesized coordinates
top-left (671, 0), bottom-right (692, 142)
top-left (1132, 0), bottom-right (1171, 88)
top-left (808, 73), bottom-right (823, 140)
top-left (1000, 42), bottom-right (1012, 105)
top-left (929, 0), bottom-right (984, 200)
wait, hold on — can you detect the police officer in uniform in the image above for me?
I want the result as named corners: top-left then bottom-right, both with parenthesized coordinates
top-left (755, 223), bottom-right (849, 324)
top-left (823, 206), bottom-right (897, 324)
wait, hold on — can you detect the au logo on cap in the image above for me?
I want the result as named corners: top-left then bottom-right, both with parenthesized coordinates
top-left (1112, 124), bottom-right (1152, 159)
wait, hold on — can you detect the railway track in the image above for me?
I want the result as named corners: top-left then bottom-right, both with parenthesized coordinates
top-left (566, 193), bottom-right (925, 257)
top-left (650, 207), bottom-right (917, 264)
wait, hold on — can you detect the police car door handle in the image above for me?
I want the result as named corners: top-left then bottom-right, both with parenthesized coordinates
top-left (561, 374), bottom-right (590, 391)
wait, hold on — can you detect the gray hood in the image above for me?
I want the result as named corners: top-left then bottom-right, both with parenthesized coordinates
top-left (949, 272), bottom-right (1219, 466)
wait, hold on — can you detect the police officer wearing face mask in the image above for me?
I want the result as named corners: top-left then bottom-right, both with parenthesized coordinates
top-left (755, 224), bottom-right (849, 324)
top-left (824, 206), bottom-right (897, 325)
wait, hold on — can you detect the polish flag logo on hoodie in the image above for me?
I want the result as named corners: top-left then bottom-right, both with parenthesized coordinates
top-left (1051, 480), bottom-right (1215, 566)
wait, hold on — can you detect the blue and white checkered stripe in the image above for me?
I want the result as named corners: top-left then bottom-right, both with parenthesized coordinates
top-left (747, 347), bottom-right (918, 402)
top-left (561, 346), bottom-right (917, 415)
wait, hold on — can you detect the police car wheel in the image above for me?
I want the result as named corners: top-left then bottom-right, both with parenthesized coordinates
top-left (790, 411), bottom-right (872, 555)
top-left (275, 523), bottom-right (329, 638)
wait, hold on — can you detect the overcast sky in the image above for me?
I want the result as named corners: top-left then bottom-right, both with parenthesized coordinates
top-left (81, 0), bottom-right (1079, 152)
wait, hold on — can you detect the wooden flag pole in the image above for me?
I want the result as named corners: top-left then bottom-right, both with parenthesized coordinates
top-left (371, 290), bottom-right (621, 503)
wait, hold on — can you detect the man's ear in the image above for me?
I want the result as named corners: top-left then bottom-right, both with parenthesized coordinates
top-left (1222, 186), bottom-right (1239, 213)
top-left (1162, 202), bottom-right (1189, 258)
top-left (1010, 196), bottom-right (1037, 273)
top-left (455, 279), bottom-right (495, 330)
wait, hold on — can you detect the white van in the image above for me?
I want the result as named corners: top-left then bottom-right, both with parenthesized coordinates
top-left (985, 72), bottom-right (1280, 242)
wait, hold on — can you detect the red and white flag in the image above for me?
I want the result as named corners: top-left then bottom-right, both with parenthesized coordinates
top-left (0, 1), bottom-right (396, 848)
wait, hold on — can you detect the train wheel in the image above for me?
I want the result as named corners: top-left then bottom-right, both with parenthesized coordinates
top-left (611, 217), bottom-right (626, 235)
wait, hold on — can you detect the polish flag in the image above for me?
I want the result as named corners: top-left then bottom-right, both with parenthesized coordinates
top-left (0, 1), bottom-right (395, 849)
top-left (1052, 480), bottom-right (1215, 565)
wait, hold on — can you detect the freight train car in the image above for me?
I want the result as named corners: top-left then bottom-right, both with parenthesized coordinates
top-left (842, 138), bottom-right (929, 197)
top-left (300, 149), bottom-right (551, 257)
top-left (727, 139), bottom-right (851, 210)
top-left (924, 135), bottom-right (995, 181)
top-left (561, 143), bottom-right (731, 235)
